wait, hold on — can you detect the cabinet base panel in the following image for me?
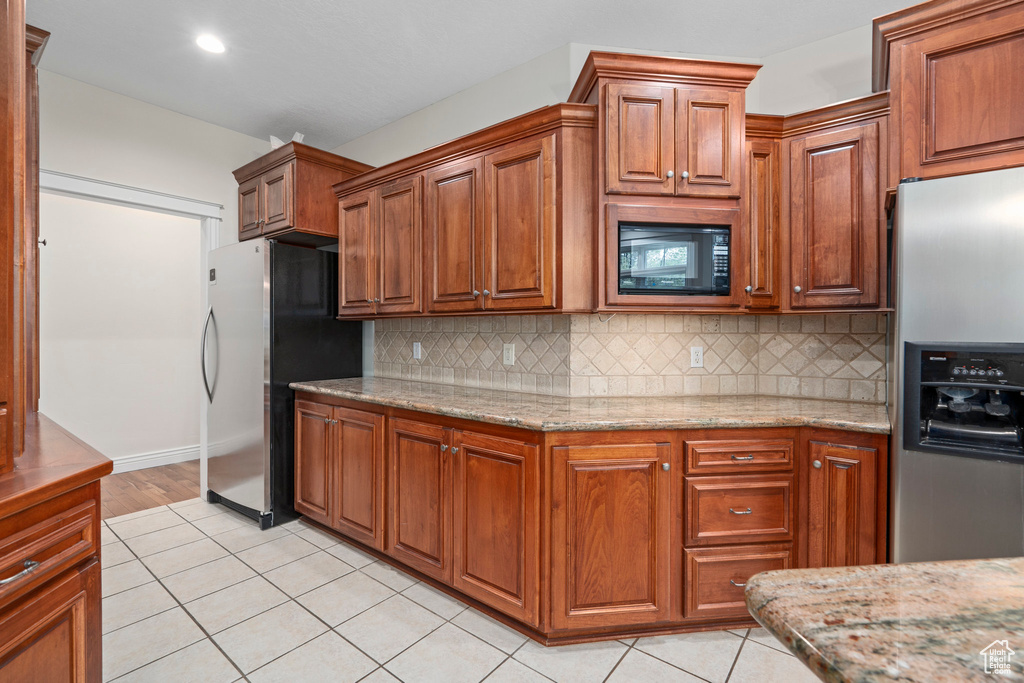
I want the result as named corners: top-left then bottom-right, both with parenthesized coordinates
top-left (300, 515), bottom-right (758, 646)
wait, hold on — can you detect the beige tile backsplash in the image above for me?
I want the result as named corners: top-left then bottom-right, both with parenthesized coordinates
top-left (374, 313), bottom-right (887, 403)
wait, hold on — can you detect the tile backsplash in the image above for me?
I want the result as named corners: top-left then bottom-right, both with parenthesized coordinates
top-left (374, 313), bottom-right (887, 403)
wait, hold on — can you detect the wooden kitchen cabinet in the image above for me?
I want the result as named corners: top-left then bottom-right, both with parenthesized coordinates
top-left (425, 158), bottom-right (484, 313)
top-left (338, 176), bottom-right (423, 317)
top-left (684, 543), bottom-right (791, 620)
top-left (549, 436), bottom-right (674, 630)
top-left (233, 142), bottom-right (372, 247)
top-left (743, 136), bottom-right (782, 309)
top-left (787, 116), bottom-right (886, 309)
top-left (294, 400), bottom-right (385, 550)
top-left (874, 0), bottom-right (1024, 184)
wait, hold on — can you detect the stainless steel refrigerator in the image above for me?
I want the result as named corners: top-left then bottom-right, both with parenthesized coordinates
top-left (889, 166), bottom-right (1024, 562)
top-left (201, 239), bottom-right (361, 528)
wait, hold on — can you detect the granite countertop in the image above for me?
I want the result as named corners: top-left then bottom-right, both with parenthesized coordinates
top-left (289, 377), bottom-right (890, 433)
top-left (745, 558), bottom-right (1024, 682)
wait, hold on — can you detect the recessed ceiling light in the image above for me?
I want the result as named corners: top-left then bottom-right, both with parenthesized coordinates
top-left (196, 34), bottom-right (225, 54)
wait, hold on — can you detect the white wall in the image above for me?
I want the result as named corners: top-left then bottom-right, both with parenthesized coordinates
top-left (38, 70), bottom-right (268, 246)
top-left (38, 194), bottom-right (201, 469)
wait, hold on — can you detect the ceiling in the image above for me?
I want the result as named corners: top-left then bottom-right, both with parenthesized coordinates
top-left (26, 0), bottom-right (911, 151)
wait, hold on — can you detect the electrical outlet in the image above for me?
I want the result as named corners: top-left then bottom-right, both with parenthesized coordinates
top-left (503, 343), bottom-right (515, 366)
top-left (690, 346), bottom-right (704, 368)
top-left (413, 342), bottom-right (422, 360)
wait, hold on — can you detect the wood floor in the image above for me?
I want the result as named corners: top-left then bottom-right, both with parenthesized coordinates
top-left (101, 459), bottom-right (200, 519)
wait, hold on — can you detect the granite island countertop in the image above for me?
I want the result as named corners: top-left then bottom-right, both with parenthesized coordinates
top-left (745, 558), bottom-right (1024, 682)
top-left (289, 377), bottom-right (890, 433)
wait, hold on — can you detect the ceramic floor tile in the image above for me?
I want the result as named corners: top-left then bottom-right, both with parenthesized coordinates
top-left (292, 524), bottom-right (342, 549)
top-left (263, 551), bottom-right (355, 597)
top-left (361, 560), bottom-right (418, 592)
top-left (401, 583), bottom-right (467, 620)
top-left (184, 576), bottom-right (288, 634)
top-left (190, 509), bottom-right (253, 536)
top-left (335, 594), bottom-right (444, 664)
top-left (106, 509), bottom-right (186, 540)
top-left (483, 659), bottom-right (551, 683)
top-left (161, 555), bottom-right (257, 603)
top-left (729, 628), bottom-right (751, 638)
top-left (296, 570), bottom-right (395, 626)
top-left (172, 500), bottom-right (224, 522)
top-left (606, 649), bottom-right (703, 682)
top-left (101, 525), bottom-right (119, 546)
top-left (728, 640), bottom-right (819, 683)
top-left (102, 581), bottom-right (178, 634)
top-left (618, 638), bottom-right (638, 647)
top-left (357, 667), bottom-right (401, 683)
top-left (385, 623), bottom-right (506, 683)
top-left (101, 541), bottom-right (135, 568)
top-left (168, 497), bottom-right (205, 510)
top-left (513, 639), bottom-right (628, 683)
top-left (247, 631), bottom-right (377, 683)
top-left (746, 626), bottom-right (792, 655)
top-left (140, 537), bottom-right (229, 578)
top-left (213, 601), bottom-right (328, 674)
top-left (102, 559), bottom-right (154, 598)
top-left (106, 505), bottom-right (169, 524)
top-left (102, 607), bottom-right (205, 680)
top-left (211, 523), bottom-right (291, 554)
top-left (123, 522), bottom-right (205, 558)
top-left (452, 609), bottom-right (527, 655)
top-left (325, 539), bottom-right (376, 568)
top-left (235, 534), bottom-right (319, 573)
top-left (113, 638), bottom-right (240, 683)
top-left (634, 631), bottom-right (744, 683)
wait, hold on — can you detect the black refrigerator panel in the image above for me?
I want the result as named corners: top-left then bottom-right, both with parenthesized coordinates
top-left (269, 242), bottom-right (362, 523)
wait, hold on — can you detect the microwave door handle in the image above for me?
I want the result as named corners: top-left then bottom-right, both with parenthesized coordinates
top-left (201, 307), bottom-right (215, 402)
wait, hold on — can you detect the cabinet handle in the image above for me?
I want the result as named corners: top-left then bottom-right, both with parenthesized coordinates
top-left (0, 560), bottom-right (40, 587)
top-left (744, 285), bottom-right (752, 293)
top-left (731, 454), bottom-right (755, 461)
top-left (473, 290), bottom-right (480, 297)
top-left (813, 459), bottom-right (822, 469)
top-left (730, 579), bottom-right (746, 587)
top-left (482, 290), bottom-right (490, 297)
top-left (729, 507), bottom-right (753, 515)
top-left (793, 286), bottom-right (802, 293)
top-left (662, 462), bottom-right (670, 471)
top-left (451, 447), bottom-right (459, 454)
top-left (440, 444), bottom-right (448, 451)
top-left (680, 171), bottom-right (689, 179)
top-left (666, 170), bottom-right (674, 179)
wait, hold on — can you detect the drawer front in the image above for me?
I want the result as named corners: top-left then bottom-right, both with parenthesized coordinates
top-left (685, 476), bottom-right (793, 546)
top-left (684, 544), bottom-right (791, 620)
top-left (0, 487), bottom-right (99, 608)
top-left (685, 439), bottom-right (794, 474)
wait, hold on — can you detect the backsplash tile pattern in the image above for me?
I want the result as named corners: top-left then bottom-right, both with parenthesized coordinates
top-left (374, 313), bottom-right (887, 403)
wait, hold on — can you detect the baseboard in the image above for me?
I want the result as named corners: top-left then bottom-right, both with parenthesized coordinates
top-left (110, 444), bottom-right (200, 474)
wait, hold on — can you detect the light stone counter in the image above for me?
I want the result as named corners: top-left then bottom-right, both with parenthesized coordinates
top-left (745, 558), bottom-right (1024, 682)
top-left (289, 377), bottom-right (890, 433)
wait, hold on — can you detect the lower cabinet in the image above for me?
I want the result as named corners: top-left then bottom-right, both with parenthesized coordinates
top-left (684, 544), bottom-right (791, 620)
top-left (549, 437), bottom-right (674, 631)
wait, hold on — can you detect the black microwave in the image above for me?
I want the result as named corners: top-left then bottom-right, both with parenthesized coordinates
top-left (618, 222), bottom-right (730, 296)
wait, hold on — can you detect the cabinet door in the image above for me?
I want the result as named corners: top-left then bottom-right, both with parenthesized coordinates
top-left (789, 119), bottom-right (882, 309)
top-left (261, 162), bottom-right (295, 234)
top-left (550, 441), bottom-right (673, 630)
top-left (676, 88), bottom-right (743, 197)
top-left (0, 560), bottom-right (100, 683)
top-left (388, 418), bottom-right (452, 582)
top-left (238, 177), bottom-right (262, 241)
top-left (483, 135), bottom-right (556, 311)
top-left (425, 159), bottom-right (484, 313)
top-left (333, 407), bottom-right (385, 551)
top-left (377, 177), bottom-right (422, 315)
top-left (337, 190), bottom-right (376, 317)
top-left (294, 400), bottom-right (332, 526)
top-left (807, 440), bottom-right (878, 568)
top-left (605, 83), bottom-right (675, 195)
top-left (744, 139), bottom-right (780, 309)
top-left (452, 431), bottom-right (539, 626)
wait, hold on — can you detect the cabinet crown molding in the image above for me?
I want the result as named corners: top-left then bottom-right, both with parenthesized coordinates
top-left (232, 141), bottom-right (373, 184)
top-left (872, 0), bottom-right (1023, 91)
top-left (568, 51), bottom-right (762, 104)
top-left (25, 24), bottom-right (49, 63)
top-left (747, 92), bottom-right (891, 139)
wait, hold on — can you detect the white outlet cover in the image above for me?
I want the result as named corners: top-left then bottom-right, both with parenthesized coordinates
top-left (413, 342), bottom-right (422, 360)
top-left (690, 346), bottom-right (704, 368)
top-left (503, 343), bottom-right (515, 366)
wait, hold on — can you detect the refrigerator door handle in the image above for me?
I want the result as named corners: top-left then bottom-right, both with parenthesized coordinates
top-left (201, 307), bottom-right (217, 402)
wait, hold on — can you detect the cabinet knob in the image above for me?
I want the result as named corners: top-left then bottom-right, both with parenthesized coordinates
top-left (813, 459), bottom-right (822, 469)
top-left (366, 299), bottom-right (373, 304)
top-left (451, 447), bottom-right (459, 454)
top-left (666, 170), bottom-right (674, 179)
top-left (793, 286), bottom-right (802, 293)
top-left (744, 285), bottom-right (752, 293)
top-left (473, 290), bottom-right (480, 297)
top-left (440, 444), bottom-right (448, 451)
top-left (482, 290), bottom-right (490, 297)
top-left (662, 462), bottom-right (670, 471)
top-left (680, 171), bottom-right (689, 179)
top-left (323, 417), bottom-right (330, 424)
top-left (374, 298), bottom-right (380, 303)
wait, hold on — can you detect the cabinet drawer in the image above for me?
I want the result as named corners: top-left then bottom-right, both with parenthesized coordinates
top-left (0, 488), bottom-right (99, 609)
top-left (684, 543), bottom-right (791, 620)
top-left (685, 476), bottom-right (793, 545)
top-left (685, 439), bottom-right (793, 474)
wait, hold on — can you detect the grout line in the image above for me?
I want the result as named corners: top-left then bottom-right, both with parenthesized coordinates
top-left (724, 636), bottom-right (747, 683)
top-left (600, 644), bottom-right (633, 683)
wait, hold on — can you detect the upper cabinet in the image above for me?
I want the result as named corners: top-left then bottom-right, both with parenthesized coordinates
top-left (334, 104), bottom-right (596, 319)
top-left (874, 0), bottom-right (1024, 184)
top-left (232, 143), bottom-right (372, 247)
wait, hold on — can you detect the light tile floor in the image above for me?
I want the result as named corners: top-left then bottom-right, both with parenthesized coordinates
top-left (101, 498), bottom-right (819, 682)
